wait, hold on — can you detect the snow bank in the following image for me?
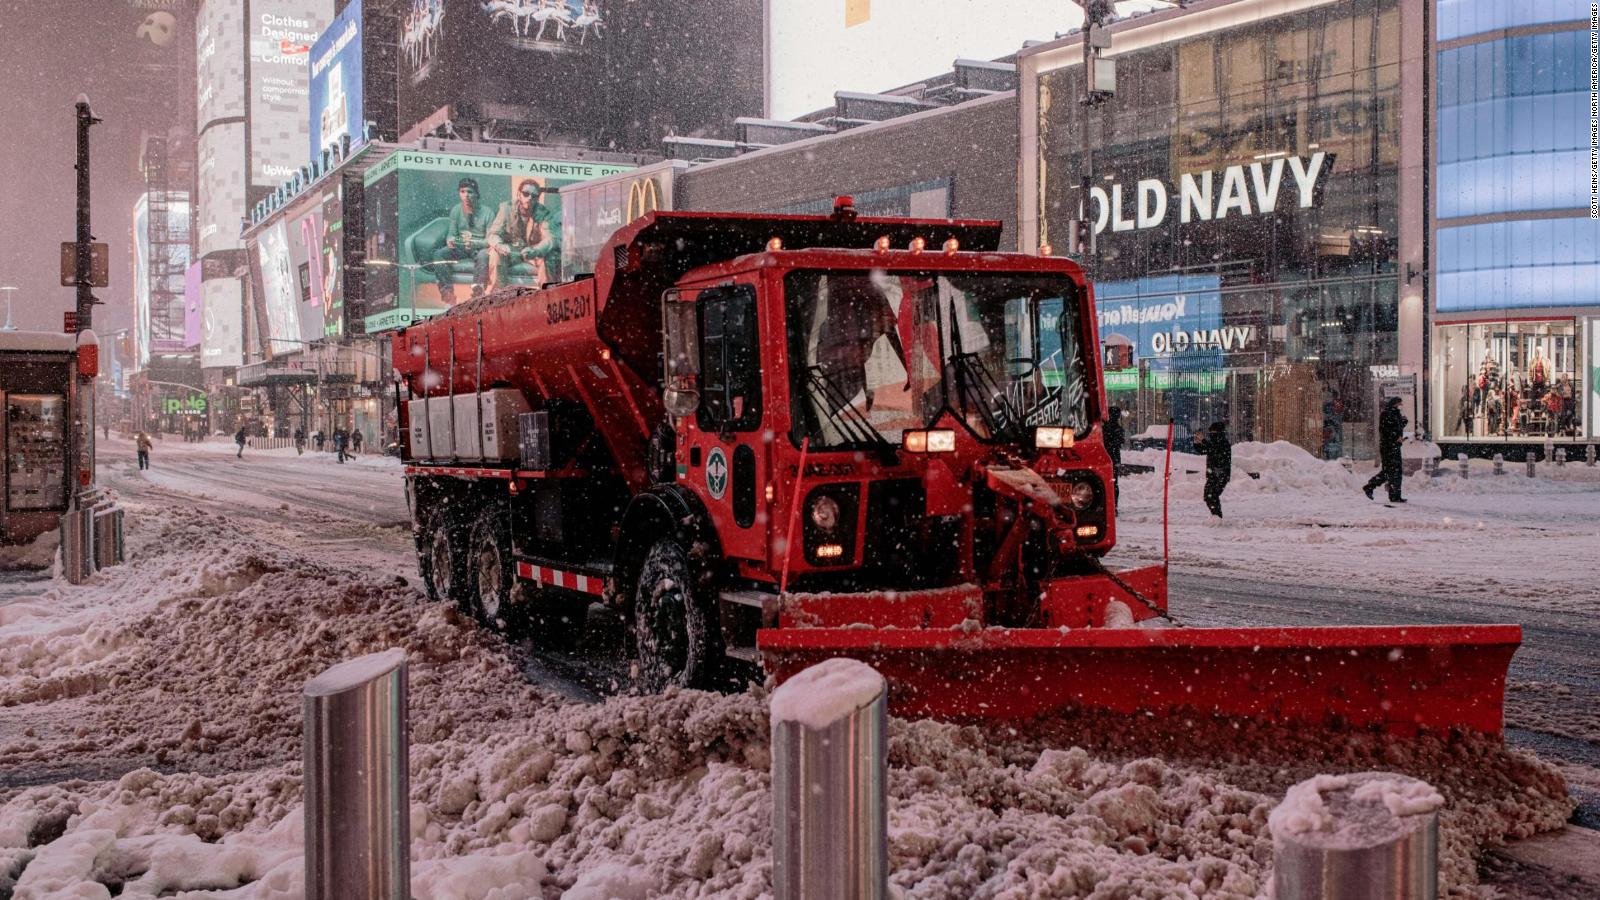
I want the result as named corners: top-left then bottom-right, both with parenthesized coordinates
top-left (0, 498), bottom-right (1577, 897)
top-left (0, 530), bottom-right (58, 572)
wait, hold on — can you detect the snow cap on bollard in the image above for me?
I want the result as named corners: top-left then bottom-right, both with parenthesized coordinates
top-left (1270, 771), bottom-right (1441, 899)
top-left (770, 657), bottom-right (886, 729)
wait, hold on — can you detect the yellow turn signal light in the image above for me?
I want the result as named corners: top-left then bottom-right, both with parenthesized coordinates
top-left (1039, 243), bottom-right (1054, 256)
top-left (942, 237), bottom-right (960, 254)
top-left (873, 235), bottom-right (891, 253)
top-left (1034, 426), bottom-right (1075, 449)
top-left (908, 236), bottom-right (927, 253)
top-left (903, 429), bottom-right (956, 453)
top-left (766, 236), bottom-right (783, 251)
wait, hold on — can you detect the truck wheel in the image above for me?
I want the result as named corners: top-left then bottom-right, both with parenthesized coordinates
top-left (633, 538), bottom-right (717, 692)
top-left (420, 508), bottom-right (469, 611)
top-left (471, 513), bottom-right (521, 633)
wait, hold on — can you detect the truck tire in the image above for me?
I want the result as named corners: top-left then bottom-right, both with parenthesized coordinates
top-left (470, 512), bottom-right (522, 634)
top-left (633, 538), bottom-right (718, 692)
top-left (420, 507), bottom-right (470, 611)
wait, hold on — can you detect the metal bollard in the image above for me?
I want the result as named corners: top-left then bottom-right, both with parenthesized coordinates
top-left (58, 505), bottom-right (93, 584)
top-left (1525, 453), bottom-right (1536, 478)
top-left (771, 658), bottom-right (888, 900)
top-left (1456, 453), bottom-right (1468, 480)
top-left (1588, 445), bottom-right (1596, 467)
top-left (1554, 447), bottom-right (1565, 467)
top-left (304, 648), bottom-right (410, 900)
top-left (1492, 453), bottom-right (1504, 475)
top-left (1271, 772), bottom-right (1440, 899)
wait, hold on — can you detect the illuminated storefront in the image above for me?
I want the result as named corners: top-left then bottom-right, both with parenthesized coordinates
top-left (1430, 1), bottom-right (1599, 453)
top-left (1020, 0), bottom-right (1408, 459)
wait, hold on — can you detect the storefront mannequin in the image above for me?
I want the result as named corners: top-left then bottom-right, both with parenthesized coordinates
top-left (1527, 347), bottom-right (1550, 393)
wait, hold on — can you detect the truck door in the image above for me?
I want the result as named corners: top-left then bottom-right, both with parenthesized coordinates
top-left (687, 282), bottom-right (768, 561)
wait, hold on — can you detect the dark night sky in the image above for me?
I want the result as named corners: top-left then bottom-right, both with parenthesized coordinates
top-left (0, 0), bottom-right (191, 335)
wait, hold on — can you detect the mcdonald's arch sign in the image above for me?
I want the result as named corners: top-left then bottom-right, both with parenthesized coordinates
top-left (626, 175), bottom-right (662, 221)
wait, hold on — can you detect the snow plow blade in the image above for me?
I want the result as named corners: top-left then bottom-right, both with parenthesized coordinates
top-left (758, 624), bottom-right (1520, 736)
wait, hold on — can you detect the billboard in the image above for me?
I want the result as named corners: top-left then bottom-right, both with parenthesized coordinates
top-left (197, 0), bottom-right (246, 127)
top-left (765, 0), bottom-right (1071, 119)
top-left (201, 277), bottom-right (245, 368)
top-left (184, 262), bottom-right (203, 348)
top-left (362, 150), bottom-right (632, 332)
top-left (132, 194), bottom-right (193, 367)
top-left (1095, 274), bottom-right (1228, 378)
top-left (197, 123), bottom-right (249, 254)
top-left (250, 1), bottom-right (335, 187)
top-left (308, 0), bottom-right (364, 159)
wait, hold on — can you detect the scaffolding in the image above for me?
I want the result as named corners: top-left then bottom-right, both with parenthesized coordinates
top-left (141, 134), bottom-right (190, 356)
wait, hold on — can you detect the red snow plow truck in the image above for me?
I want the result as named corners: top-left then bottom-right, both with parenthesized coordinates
top-left (393, 201), bottom-right (1518, 735)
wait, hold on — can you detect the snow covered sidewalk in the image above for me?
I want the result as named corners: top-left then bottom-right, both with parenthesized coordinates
top-left (0, 483), bottom-right (1579, 896)
top-left (1116, 441), bottom-right (1600, 615)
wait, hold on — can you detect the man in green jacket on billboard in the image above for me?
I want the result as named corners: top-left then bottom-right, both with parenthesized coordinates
top-left (427, 177), bottom-right (495, 303)
top-left (486, 180), bottom-right (560, 291)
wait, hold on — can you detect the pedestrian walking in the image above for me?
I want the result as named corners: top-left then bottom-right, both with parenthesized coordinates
top-left (235, 426), bottom-right (247, 459)
top-left (1192, 421), bottom-right (1231, 518)
top-left (294, 427), bottom-right (306, 455)
top-left (350, 429), bottom-right (364, 455)
top-left (313, 430), bottom-right (325, 452)
top-left (135, 431), bottom-right (152, 470)
top-left (333, 428), bottom-right (349, 463)
top-left (1363, 396), bottom-right (1407, 503)
top-left (1104, 406), bottom-right (1125, 503)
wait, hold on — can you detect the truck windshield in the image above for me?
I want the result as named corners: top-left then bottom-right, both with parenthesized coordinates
top-left (786, 269), bottom-right (1089, 448)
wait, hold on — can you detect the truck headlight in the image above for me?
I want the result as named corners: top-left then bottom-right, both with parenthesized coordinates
top-left (809, 494), bottom-right (841, 531)
top-left (1068, 481), bottom-right (1096, 510)
top-left (903, 429), bottom-right (955, 453)
top-left (1035, 426), bottom-right (1075, 449)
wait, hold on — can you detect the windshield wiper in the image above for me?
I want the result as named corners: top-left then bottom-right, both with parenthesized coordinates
top-left (946, 351), bottom-right (1023, 439)
top-left (804, 365), bottom-right (894, 451)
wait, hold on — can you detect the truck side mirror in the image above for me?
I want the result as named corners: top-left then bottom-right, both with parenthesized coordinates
top-left (665, 388), bottom-right (699, 417)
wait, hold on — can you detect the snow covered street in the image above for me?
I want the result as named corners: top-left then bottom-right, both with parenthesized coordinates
top-left (0, 439), bottom-right (1596, 896)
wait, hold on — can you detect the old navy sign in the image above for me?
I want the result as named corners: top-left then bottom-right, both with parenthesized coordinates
top-left (1090, 151), bottom-right (1330, 235)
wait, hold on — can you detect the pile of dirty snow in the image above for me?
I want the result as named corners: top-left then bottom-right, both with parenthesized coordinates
top-left (0, 501), bottom-right (1576, 898)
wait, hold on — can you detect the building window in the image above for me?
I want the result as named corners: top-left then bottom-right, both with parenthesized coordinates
top-left (1436, 321), bottom-right (1580, 440)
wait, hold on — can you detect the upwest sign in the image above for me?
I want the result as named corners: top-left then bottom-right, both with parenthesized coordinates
top-left (1088, 151), bottom-right (1330, 235)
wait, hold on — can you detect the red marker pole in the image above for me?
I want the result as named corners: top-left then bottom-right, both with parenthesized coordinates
top-left (779, 437), bottom-right (810, 596)
top-left (1162, 419), bottom-right (1174, 567)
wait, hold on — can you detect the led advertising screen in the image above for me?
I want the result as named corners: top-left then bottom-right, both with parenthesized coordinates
top-left (197, 123), bottom-right (249, 255)
top-left (398, 0), bottom-right (611, 142)
top-left (361, 150), bottom-right (631, 332)
top-left (308, 0), bottom-right (363, 159)
top-left (132, 194), bottom-right (193, 366)
top-left (250, 0), bottom-right (335, 187)
top-left (201, 277), bottom-right (245, 368)
top-left (765, 0), bottom-right (1071, 119)
top-left (184, 261), bottom-right (204, 348)
top-left (253, 220), bottom-right (303, 355)
top-left (197, 0), bottom-right (246, 127)
top-left (133, 199), bottom-right (150, 367)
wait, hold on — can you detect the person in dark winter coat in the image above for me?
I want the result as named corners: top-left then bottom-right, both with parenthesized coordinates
top-left (1192, 421), bottom-right (1231, 518)
top-left (1364, 396), bottom-right (1407, 503)
top-left (333, 428), bottom-right (349, 463)
top-left (234, 427), bottom-right (247, 459)
top-left (1103, 406), bottom-right (1126, 502)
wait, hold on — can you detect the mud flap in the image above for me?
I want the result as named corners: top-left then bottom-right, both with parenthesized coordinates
top-left (758, 624), bottom-right (1520, 735)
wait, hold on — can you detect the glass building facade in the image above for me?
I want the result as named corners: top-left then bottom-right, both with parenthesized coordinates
top-left (1431, 0), bottom-right (1600, 448)
top-left (1031, 0), bottom-right (1402, 459)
